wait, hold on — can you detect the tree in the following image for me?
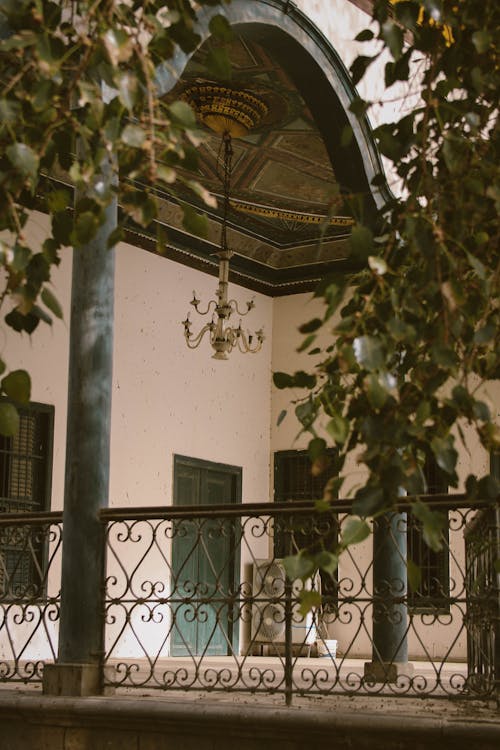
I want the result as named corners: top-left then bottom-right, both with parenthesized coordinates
top-left (274, 0), bottom-right (499, 584)
top-left (0, 0), bottom-right (230, 434)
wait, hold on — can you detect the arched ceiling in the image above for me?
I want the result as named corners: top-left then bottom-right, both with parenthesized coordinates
top-left (133, 24), bottom-right (380, 296)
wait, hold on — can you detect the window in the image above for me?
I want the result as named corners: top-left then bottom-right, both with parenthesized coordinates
top-left (273, 450), bottom-right (338, 609)
top-left (0, 402), bottom-right (54, 598)
top-left (407, 458), bottom-right (449, 612)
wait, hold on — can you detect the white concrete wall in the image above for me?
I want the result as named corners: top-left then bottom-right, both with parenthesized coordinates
top-left (111, 240), bottom-right (272, 508)
top-left (4, 212), bottom-right (273, 512)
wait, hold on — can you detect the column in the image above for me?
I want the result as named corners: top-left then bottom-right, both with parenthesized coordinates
top-left (43, 159), bottom-right (116, 696)
top-left (364, 512), bottom-right (413, 682)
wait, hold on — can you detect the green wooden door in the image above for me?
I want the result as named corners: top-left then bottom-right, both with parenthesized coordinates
top-left (171, 456), bottom-right (240, 656)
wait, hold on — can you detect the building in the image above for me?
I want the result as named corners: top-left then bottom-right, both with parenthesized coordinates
top-left (1, 0), bottom-right (498, 699)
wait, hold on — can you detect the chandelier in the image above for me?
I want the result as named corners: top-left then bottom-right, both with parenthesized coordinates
top-left (182, 84), bottom-right (266, 360)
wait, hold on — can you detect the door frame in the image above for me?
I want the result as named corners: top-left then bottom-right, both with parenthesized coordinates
top-left (173, 454), bottom-right (242, 506)
top-left (172, 454), bottom-right (242, 655)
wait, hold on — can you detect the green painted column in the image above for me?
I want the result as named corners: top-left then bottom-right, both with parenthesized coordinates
top-left (47, 161), bottom-right (116, 694)
top-left (365, 512), bottom-right (410, 682)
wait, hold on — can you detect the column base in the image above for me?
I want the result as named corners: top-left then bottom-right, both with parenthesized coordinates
top-left (363, 660), bottom-right (414, 684)
top-left (43, 663), bottom-right (115, 696)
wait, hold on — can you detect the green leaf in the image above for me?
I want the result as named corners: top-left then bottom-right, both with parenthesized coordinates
top-left (298, 318), bottom-right (323, 334)
top-left (412, 500), bottom-right (446, 553)
top-left (315, 550), bottom-right (339, 577)
top-left (355, 29), bottom-right (375, 42)
top-left (350, 55), bottom-right (376, 86)
top-left (282, 552), bottom-right (315, 581)
top-left (407, 558), bottom-right (422, 593)
top-left (472, 400), bottom-right (490, 422)
top-left (0, 98), bottom-right (20, 125)
top-left (364, 374), bottom-right (389, 409)
top-left (208, 14), bottom-right (233, 42)
top-left (349, 97), bottom-right (370, 118)
top-left (41, 287), bottom-right (63, 320)
top-left (326, 414), bottom-right (349, 445)
top-left (116, 72), bottom-right (139, 111)
top-left (308, 437), bottom-right (326, 461)
top-left (121, 124), bottom-right (146, 148)
top-left (430, 436), bottom-right (457, 476)
top-left (352, 485), bottom-right (386, 516)
top-left (181, 205), bottom-right (209, 238)
top-left (298, 589), bottom-right (322, 616)
top-left (11, 244), bottom-right (31, 272)
top-left (6, 142), bottom-right (39, 183)
top-left (394, 1), bottom-right (420, 29)
top-left (206, 46), bottom-right (232, 81)
top-left (0, 402), bottom-right (20, 437)
top-left (1, 370), bottom-right (31, 404)
top-left (169, 100), bottom-right (197, 128)
top-left (466, 252), bottom-right (486, 279)
top-left (46, 188), bottom-right (71, 213)
top-left (31, 304), bottom-right (51, 326)
top-left (293, 371), bottom-right (317, 389)
top-left (297, 334), bottom-right (317, 353)
top-left (472, 31), bottom-right (491, 54)
top-left (5, 309), bottom-right (39, 334)
top-left (430, 345), bottom-right (458, 368)
top-left (381, 21), bottom-right (404, 61)
top-left (295, 399), bottom-right (315, 430)
top-left (473, 322), bottom-right (495, 345)
top-left (349, 225), bottom-right (373, 260)
top-left (273, 372), bottom-right (294, 389)
top-left (0, 359), bottom-right (5, 377)
top-left (71, 211), bottom-right (100, 246)
top-left (353, 335), bottom-right (385, 370)
top-left (276, 409), bottom-right (287, 427)
top-left (341, 516), bottom-right (371, 547)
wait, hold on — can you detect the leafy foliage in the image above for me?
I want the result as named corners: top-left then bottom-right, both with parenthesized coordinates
top-left (277, 0), bottom-right (499, 586)
top-left (0, 0), bottom-right (229, 432)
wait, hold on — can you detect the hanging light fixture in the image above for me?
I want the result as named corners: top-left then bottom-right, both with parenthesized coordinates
top-left (181, 83), bottom-right (266, 360)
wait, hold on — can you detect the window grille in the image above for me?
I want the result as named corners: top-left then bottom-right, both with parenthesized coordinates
top-left (273, 450), bottom-right (338, 609)
top-left (0, 402), bottom-right (54, 598)
top-left (407, 458), bottom-right (449, 612)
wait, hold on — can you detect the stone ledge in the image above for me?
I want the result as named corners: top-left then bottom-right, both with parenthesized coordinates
top-left (0, 692), bottom-right (498, 750)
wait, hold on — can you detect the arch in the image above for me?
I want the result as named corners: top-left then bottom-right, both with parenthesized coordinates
top-left (155, 0), bottom-right (386, 213)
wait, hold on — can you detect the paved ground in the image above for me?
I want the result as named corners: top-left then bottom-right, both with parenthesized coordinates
top-left (3, 655), bottom-right (497, 722)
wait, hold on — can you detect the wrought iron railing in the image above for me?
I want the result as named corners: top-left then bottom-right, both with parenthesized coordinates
top-left (0, 511), bottom-right (62, 684)
top-left (465, 504), bottom-right (500, 695)
top-left (101, 497), bottom-right (499, 701)
top-left (1, 498), bottom-right (498, 703)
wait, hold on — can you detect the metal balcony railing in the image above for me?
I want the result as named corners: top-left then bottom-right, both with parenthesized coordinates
top-left (0, 497), bottom-right (498, 703)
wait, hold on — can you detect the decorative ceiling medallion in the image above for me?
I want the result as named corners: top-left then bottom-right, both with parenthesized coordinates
top-left (182, 81), bottom-right (269, 137)
top-left (228, 198), bottom-right (355, 227)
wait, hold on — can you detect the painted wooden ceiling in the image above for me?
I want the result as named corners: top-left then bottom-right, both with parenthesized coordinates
top-left (139, 33), bottom-right (376, 296)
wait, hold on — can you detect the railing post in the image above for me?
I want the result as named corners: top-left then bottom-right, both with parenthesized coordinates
top-left (43, 154), bottom-right (116, 697)
top-left (284, 574), bottom-right (293, 706)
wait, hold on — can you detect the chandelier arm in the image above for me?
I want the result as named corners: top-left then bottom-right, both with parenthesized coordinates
top-left (192, 299), bottom-right (218, 317)
top-left (236, 329), bottom-right (264, 355)
top-left (228, 299), bottom-right (255, 317)
top-left (184, 324), bottom-right (212, 349)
